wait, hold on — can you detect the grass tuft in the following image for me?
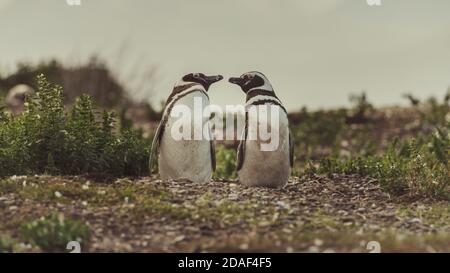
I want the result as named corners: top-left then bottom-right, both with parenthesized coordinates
top-left (20, 213), bottom-right (90, 253)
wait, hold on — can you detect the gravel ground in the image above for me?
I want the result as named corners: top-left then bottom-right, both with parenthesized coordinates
top-left (1, 175), bottom-right (449, 253)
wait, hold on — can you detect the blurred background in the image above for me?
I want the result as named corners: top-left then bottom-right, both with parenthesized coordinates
top-left (0, 0), bottom-right (450, 112)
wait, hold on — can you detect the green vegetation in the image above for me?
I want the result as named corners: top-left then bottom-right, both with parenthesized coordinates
top-left (305, 94), bottom-right (450, 199)
top-left (289, 93), bottom-right (382, 169)
top-left (201, 228), bottom-right (450, 253)
top-left (405, 92), bottom-right (450, 128)
top-left (0, 75), bottom-right (150, 178)
top-left (213, 145), bottom-right (237, 180)
top-left (134, 191), bottom-right (258, 225)
top-left (1, 175), bottom-right (450, 252)
top-left (20, 213), bottom-right (90, 253)
top-left (0, 235), bottom-right (16, 253)
top-left (307, 136), bottom-right (449, 199)
top-left (397, 204), bottom-right (450, 228)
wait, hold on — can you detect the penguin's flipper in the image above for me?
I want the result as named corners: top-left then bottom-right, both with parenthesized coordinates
top-left (236, 139), bottom-right (245, 172)
top-left (149, 119), bottom-right (165, 175)
top-left (289, 129), bottom-right (294, 168)
top-left (236, 112), bottom-right (248, 172)
top-left (210, 140), bottom-right (216, 172)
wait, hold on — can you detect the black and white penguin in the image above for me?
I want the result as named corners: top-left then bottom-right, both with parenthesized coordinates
top-left (229, 72), bottom-right (294, 188)
top-left (149, 73), bottom-right (223, 183)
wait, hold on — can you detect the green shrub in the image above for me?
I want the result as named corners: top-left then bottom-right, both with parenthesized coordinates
top-left (419, 96), bottom-right (450, 129)
top-left (0, 235), bottom-right (15, 253)
top-left (213, 145), bottom-right (237, 180)
top-left (290, 93), bottom-right (384, 167)
top-left (290, 108), bottom-right (347, 161)
top-left (405, 91), bottom-right (450, 130)
top-left (348, 92), bottom-right (375, 123)
top-left (307, 125), bottom-right (450, 199)
top-left (20, 213), bottom-right (90, 253)
top-left (0, 74), bottom-right (150, 178)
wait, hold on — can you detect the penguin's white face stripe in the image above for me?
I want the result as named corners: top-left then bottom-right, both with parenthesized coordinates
top-left (174, 79), bottom-right (199, 88)
top-left (246, 95), bottom-right (282, 108)
top-left (162, 83), bottom-right (206, 118)
top-left (243, 72), bottom-right (274, 92)
top-left (247, 81), bottom-right (273, 92)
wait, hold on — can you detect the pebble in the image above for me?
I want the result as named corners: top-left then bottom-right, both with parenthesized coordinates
top-left (276, 201), bottom-right (291, 210)
top-left (314, 239), bottom-right (324, 246)
top-left (228, 194), bottom-right (238, 201)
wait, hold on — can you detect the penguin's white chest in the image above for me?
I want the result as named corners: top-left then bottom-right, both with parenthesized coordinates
top-left (158, 91), bottom-right (213, 183)
top-left (238, 105), bottom-right (291, 188)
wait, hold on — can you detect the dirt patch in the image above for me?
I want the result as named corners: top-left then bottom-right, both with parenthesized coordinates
top-left (0, 175), bottom-right (449, 252)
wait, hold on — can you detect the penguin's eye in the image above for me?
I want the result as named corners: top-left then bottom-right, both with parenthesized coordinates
top-left (247, 75), bottom-right (254, 80)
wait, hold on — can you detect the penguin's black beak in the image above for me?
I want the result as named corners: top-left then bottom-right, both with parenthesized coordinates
top-left (229, 77), bottom-right (244, 86)
top-left (205, 75), bottom-right (223, 85)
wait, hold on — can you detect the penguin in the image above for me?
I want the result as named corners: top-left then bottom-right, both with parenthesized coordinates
top-left (149, 73), bottom-right (223, 183)
top-left (229, 72), bottom-right (294, 188)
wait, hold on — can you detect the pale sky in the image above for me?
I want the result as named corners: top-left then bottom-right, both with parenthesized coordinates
top-left (1, 0), bottom-right (450, 111)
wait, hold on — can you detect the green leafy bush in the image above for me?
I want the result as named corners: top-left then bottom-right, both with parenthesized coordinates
top-left (213, 145), bottom-right (237, 180)
top-left (0, 235), bottom-right (16, 253)
top-left (405, 91), bottom-right (450, 130)
top-left (418, 96), bottom-right (450, 129)
top-left (20, 213), bottom-right (90, 253)
top-left (290, 108), bottom-right (347, 162)
top-left (307, 125), bottom-right (450, 199)
top-left (0, 74), bottom-right (149, 178)
top-left (290, 111), bottom-right (379, 172)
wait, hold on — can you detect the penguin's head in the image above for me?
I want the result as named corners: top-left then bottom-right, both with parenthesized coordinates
top-left (182, 73), bottom-right (223, 91)
top-left (229, 71), bottom-right (273, 93)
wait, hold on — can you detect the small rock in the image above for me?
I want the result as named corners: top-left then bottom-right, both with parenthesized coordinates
top-left (228, 193), bottom-right (238, 201)
top-left (239, 243), bottom-right (249, 250)
top-left (173, 235), bottom-right (185, 243)
top-left (258, 221), bottom-right (271, 227)
top-left (314, 239), bottom-right (324, 246)
top-left (307, 246), bottom-right (320, 253)
top-left (276, 201), bottom-right (291, 210)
